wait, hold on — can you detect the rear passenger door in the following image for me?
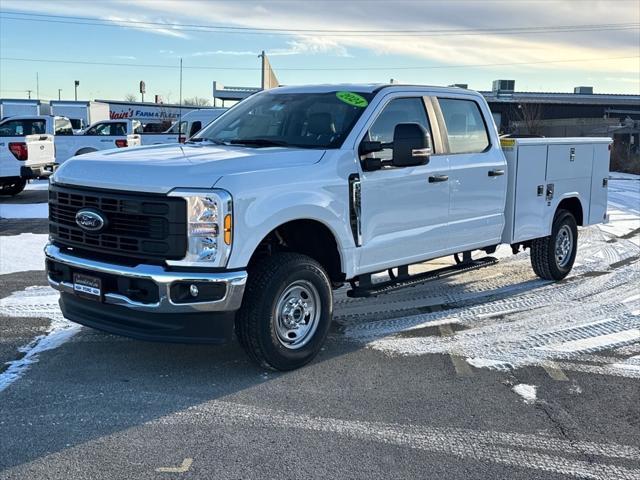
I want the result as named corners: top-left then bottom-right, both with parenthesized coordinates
top-left (436, 96), bottom-right (507, 250)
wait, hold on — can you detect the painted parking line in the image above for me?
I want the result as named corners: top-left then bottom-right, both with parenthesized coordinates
top-left (542, 361), bottom-right (570, 381)
top-left (156, 458), bottom-right (193, 473)
top-left (439, 324), bottom-right (474, 377)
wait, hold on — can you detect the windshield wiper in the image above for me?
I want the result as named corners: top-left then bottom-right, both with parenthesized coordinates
top-left (228, 138), bottom-right (290, 147)
top-left (186, 138), bottom-right (227, 145)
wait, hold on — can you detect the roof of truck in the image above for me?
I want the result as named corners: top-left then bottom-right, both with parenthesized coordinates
top-left (271, 84), bottom-right (479, 96)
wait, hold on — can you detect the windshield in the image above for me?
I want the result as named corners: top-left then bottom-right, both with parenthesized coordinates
top-left (195, 91), bottom-right (373, 149)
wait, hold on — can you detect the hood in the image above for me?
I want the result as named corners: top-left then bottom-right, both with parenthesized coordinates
top-left (53, 143), bottom-right (326, 193)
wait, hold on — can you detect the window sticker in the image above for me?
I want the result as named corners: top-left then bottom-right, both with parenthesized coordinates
top-left (336, 91), bottom-right (368, 108)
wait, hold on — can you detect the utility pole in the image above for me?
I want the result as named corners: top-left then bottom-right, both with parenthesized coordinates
top-left (179, 57), bottom-right (183, 139)
top-left (74, 80), bottom-right (80, 101)
top-left (36, 72), bottom-right (39, 99)
top-left (58, 89), bottom-right (62, 100)
top-left (26, 89), bottom-right (32, 99)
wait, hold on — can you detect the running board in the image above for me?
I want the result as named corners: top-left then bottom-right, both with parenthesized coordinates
top-left (347, 257), bottom-right (499, 298)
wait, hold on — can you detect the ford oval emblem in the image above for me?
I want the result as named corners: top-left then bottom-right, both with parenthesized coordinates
top-left (75, 209), bottom-right (106, 232)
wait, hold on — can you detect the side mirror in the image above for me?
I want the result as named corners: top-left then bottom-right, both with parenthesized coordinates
top-left (359, 140), bottom-right (383, 156)
top-left (391, 123), bottom-right (432, 168)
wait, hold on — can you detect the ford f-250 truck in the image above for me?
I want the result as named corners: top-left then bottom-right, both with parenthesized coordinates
top-left (0, 130), bottom-right (55, 196)
top-left (45, 84), bottom-right (611, 370)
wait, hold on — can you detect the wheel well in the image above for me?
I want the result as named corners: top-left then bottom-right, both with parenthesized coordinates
top-left (249, 220), bottom-right (344, 284)
top-left (557, 197), bottom-right (584, 226)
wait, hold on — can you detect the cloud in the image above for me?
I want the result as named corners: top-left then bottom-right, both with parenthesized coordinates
top-left (191, 50), bottom-right (257, 57)
top-left (103, 15), bottom-right (189, 39)
top-left (270, 37), bottom-right (352, 58)
top-left (113, 55), bottom-right (137, 60)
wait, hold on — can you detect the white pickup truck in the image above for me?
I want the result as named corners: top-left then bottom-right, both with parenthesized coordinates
top-left (45, 84), bottom-right (611, 370)
top-left (0, 130), bottom-right (55, 196)
top-left (0, 115), bottom-right (141, 164)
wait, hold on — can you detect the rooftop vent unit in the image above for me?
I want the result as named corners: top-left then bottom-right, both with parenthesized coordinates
top-left (492, 79), bottom-right (515, 94)
top-left (449, 84), bottom-right (468, 89)
top-left (574, 86), bottom-right (594, 95)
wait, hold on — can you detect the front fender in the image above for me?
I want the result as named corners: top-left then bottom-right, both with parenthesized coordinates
top-left (219, 168), bottom-right (357, 277)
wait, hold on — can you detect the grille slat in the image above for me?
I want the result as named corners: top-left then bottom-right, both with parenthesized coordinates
top-left (49, 185), bottom-right (187, 263)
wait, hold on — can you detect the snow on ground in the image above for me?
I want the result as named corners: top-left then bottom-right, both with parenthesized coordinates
top-left (512, 384), bottom-right (537, 404)
top-left (0, 203), bottom-right (48, 219)
top-left (0, 286), bottom-right (80, 392)
top-left (0, 233), bottom-right (48, 274)
top-left (340, 176), bottom-right (640, 378)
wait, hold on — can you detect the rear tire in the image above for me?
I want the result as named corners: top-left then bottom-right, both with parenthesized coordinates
top-left (530, 209), bottom-right (578, 280)
top-left (0, 179), bottom-right (27, 196)
top-left (235, 253), bottom-right (333, 371)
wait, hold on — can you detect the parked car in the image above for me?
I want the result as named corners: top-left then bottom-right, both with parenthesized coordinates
top-left (0, 116), bottom-right (141, 164)
top-left (45, 84), bottom-right (611, 370)
top-left (0, 130), bottom-right (55, 196)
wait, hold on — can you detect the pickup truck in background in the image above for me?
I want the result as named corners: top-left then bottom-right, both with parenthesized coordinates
top-left (45, 84), bottom-right (611, 370)
top-left (0, 130), bottom-right (55, 196)
top-left (0, 115), bottom-right (141, 164)
top-left (84, 118), bottom-right (183, 145)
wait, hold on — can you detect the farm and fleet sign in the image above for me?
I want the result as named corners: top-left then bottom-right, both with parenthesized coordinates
top-left (108, 104), bottom-right (192, 122)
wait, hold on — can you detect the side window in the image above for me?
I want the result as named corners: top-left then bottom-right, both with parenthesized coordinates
top-left (112, 122), bottom-right (127, 136)
top-left (0, 120), bottom-right (46, 136)
top-left (367, 97), bottom-right (431, 161)
top-left (94, 123), bottom-right (111, 136)
top-left (189, 121), bottom-right (202, 137)
top-left (438, 98), bottom-right (489, 154)
top-left (54, 118), bottom-right (73, 136)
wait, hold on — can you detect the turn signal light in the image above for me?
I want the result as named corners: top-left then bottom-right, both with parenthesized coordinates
top-left (224, 214), bottom-right (232, 245)
top-left (9, 142), bottom-right (28, 160)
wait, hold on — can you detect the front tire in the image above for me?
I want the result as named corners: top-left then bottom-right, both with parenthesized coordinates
top-left (0, 179), bottom-right (27, 196)
top-left (235, 253), bottom-right (333, 371)
top-left (530, 209), bottom-right (578, 280)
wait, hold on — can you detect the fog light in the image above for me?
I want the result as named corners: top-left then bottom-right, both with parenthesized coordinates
top-left (189, 284), bottom-right (199, 297)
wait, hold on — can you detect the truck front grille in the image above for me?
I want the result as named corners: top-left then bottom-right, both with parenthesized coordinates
top-left (49, 184), bottom-right (187, 263)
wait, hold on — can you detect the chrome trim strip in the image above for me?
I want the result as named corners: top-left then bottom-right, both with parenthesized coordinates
top-left (45, 244), bottom-right (246, 313)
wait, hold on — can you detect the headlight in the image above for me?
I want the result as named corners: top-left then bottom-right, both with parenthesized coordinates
top-left (166, 189), bottom-right (233, 267)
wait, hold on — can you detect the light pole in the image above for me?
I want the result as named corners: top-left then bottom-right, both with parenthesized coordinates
top-left (74, 80), bottom-right (79, 101)
top-left (58, 89), bottom-right (62, 101)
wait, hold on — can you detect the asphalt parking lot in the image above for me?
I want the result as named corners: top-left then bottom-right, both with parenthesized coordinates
top-left (1, 179), bottom-right (639, 480)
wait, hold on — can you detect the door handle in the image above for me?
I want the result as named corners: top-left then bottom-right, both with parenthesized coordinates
top-left (488, 169), bottom-right (505, 177)
top-left (428, 175), bottom-right (449, 183)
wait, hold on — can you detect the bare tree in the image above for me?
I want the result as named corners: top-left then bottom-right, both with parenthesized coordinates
top-left (183, 96), bottom-right (211, 107)
top-left (124, 93), bottom-right (137, 102)
top-left (513, 103), bottom-right (544, 136)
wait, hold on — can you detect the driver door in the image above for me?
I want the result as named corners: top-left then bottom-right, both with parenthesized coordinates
top-left (357, 95), bottom-right (450, 273)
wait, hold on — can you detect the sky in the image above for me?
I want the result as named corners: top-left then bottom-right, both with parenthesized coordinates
top-left (0, 0), bottom-right (639, 103)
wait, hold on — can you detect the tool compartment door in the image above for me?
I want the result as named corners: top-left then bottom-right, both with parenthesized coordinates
top-left (512, 144), bottom-right (548, 242)
top-left (547, 143), bottom-right (593, 181)
top-left (588, 142), bottom-right (610, 225)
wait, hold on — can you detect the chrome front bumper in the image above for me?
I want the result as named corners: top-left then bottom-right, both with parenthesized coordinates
top-left (45, 243), bottom-right (247, 313)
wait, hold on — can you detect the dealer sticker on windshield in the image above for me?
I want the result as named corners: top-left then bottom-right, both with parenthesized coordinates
top-left (336, 91), bottom-right (368, 108)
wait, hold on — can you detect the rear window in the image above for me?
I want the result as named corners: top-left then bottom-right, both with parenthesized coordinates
top-left (0, 119), bottom-right (46, 136)
top-left (438, 98), bottom-right (490, 154)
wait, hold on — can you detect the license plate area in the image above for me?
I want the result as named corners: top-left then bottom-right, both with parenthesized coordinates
top-left (73, 273), bottom-right (103, 301)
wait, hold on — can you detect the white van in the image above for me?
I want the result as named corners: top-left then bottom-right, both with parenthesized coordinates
top-left (165, 108), bottom-right (227, 141)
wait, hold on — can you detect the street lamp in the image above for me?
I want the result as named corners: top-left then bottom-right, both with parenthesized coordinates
top-left (58, 89), bottom-right (62, 101)
top-left (74, 80), bottom-right (79, 101)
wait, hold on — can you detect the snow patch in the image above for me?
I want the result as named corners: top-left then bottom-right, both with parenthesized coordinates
top-left (512, 384), bottom-right (537, 404)
top-left (0, 202), bottom-right (48, 219)
top-left (0, 233), bottom-right (48, 274)
top-left (0, 286), bottom-right (79, 392)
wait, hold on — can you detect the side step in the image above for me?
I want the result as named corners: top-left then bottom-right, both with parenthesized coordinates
top-left (347, 257), bottom-right (499, 298)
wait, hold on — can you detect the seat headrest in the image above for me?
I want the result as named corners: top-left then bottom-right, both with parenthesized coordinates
top-left (308, 112), bottom-right (336, 135)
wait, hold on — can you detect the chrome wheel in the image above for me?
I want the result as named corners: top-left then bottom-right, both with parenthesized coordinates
top-left (274, 280), bottom-right (321, 350)
top-left (555, 225), bottom-right (574, 268)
